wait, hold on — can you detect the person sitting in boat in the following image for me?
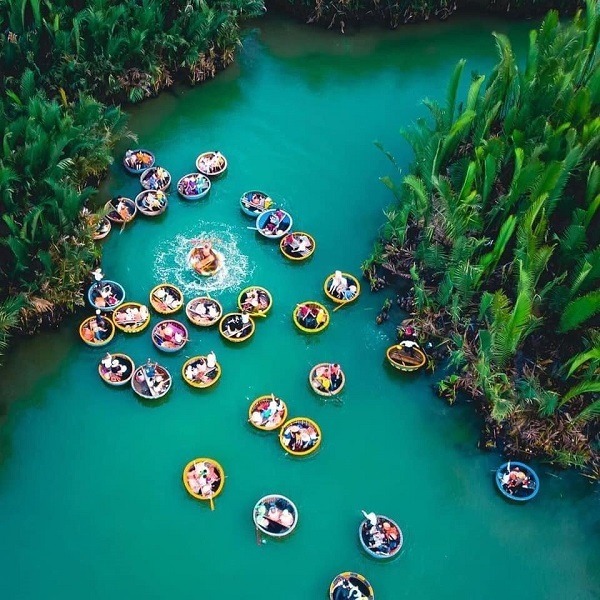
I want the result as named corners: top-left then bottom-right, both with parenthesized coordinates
top-left (144, 171), bottom-right (159, 190)
top-left (210, 152), bottom-right (225, 172)
top-left (191, 241), bottom-right (217, 272)
top-left (144, 358), bottom-right (157, 379)
top-left (343, 285), bottom-right (357, 301)
top-left (329, 270), bottom-right (347, 296)
top-left (315, 307), bottom-right (327, 328)
top-left (295, 235), bottom-right (311, 254)
top-left (283, 233), bottom-right (299, 251)
top-left (400, 339), bottom-right (419, 357)
top-left (207, 303), bottom-right (220, 320)
top-left (114, 197), bottom-right (131, 221)
top-left (206, 351), bottom-right (217, 371)
top-left (263, 213), bottom-right (281, 236)
top-left (92, 310), bottom-right (109, 340)
top-left (329, 363), bottom-right (342, 389)
top-left (506, 467), bottom-right (530, 491)
top-left (144, 191), bottom-right (163, 211)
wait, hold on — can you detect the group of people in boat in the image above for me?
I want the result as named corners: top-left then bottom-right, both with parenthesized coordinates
top-left (153, 287), bottom-right (182, 311)
top-left (114, 304), bottom-right (149, 327)
top-left (311, 363), bottom-right (343, 394)
top-left (100, 353), bottom-right (131, 382)
top-left (186, 460), bottom-right (221, 497)
top-left (297, 303), bottom-right (328, 329)
top-left (90, 282), bottom-right (122, 309)
top-left (135, 359), bottom-right (170, 397)
top-left (153, 322), bottom-right (186, 349)
top-left (328, 270), bottom-right (358, 301)
top-left (139, 190), bottom-right (166, 212)
top-left (361, 513), bottom-right (401, 556)
top-left (239, 288), bottom-right (270, 313)
top-left (281, 421), bottom-right (319, 453)
top-left (222, 312), bottom-right (252, 338)
top-left (282, 233), bottom-right (312, 256)
top-left (250, 395), bottom-right (286, 429)
top-left (142, 167), bottom-right (169, 190)
top-left (124, 149), bottom-right (153, 171)
top-left (501, 466), bottom-right (533, 494)
top-left (189, 241), bottom-right (219, 275)
top-left (243, 192), bottom-right (272, 212)
top-left (178, 174), bottom-right (209, 197)
top-left (184, 352), bottom-right (218, 384)
top-left (188, 298), bottom-right (221, 323)
top-left (110, 196), bottom-right (135, 222)
top-left (254, 498), bottom-right (295, 532)
top-left (331, 577), bottom-right (371, 600)
top-left (261, 209), bottom-right (288, 236)
top-left (81, 310), bottom-right (111, 343)
top-left (197, 152), bottom-right (226, 175)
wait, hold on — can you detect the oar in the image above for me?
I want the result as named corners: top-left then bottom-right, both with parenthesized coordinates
top-left (333, 299), bottom-right (352, 312)
top-left (247, 226), bottom-right (258, 231)
top-left (209, 492), bottom-right (215, 511)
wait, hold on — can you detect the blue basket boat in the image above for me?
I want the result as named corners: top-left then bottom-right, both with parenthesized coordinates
top-left (177, 173), bottom-right (211, 200)
top-left (87, 280), bottom-right (125, 312)
top-left (255, 209), bottom-right (293, 240)
top-left (240, 190), bottom-right (274, 217)
top-left (495, 461), bottom-right (540, 502)
top-left (123, 149), bottom-right (155, 174)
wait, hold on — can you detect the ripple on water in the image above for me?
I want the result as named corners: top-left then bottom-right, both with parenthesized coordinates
top-left (154, 222), bottom-right (253, 295)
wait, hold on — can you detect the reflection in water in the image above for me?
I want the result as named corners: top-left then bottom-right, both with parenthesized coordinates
top-left (154, 222), bottom-right (253, 295)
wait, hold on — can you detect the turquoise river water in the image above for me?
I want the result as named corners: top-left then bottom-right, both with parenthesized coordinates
top-left (1, 14), bottom-right (599, 600)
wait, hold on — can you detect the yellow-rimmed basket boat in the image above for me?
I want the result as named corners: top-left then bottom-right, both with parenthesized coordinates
top-left (237, 286), bottom-right (273, 317)
top-left (92, 216), bottom-right (111, 240)
top-left (112, 302), bottom-right (151, 334)
top-left (248, 394), bottom-right (288, 431)
top-left (309, 363), bottom-right (345, 397)
top-left (98, 352), bottom-right (135, 386)
top-left (329, 572), bottom-right (374, 600)
top-left (323, 271), bottom-right (361, 305)
top-left (182, 355), bottom-right (221, 389)
top-left (188, 245), bottom-right (224, 277)
top-left (279, 231), bottom-right (316, 261)
top-left (279, 417), bottom-right (321, 456)
top-left (218, 312), bottom-right (255, 343)
top-left (79, 314), bottom-right (115, 347)
top-left (196, 151), bottom-right (227, 177)
top-left (149, 283), bottom-right (184, 315)
top-left (105, 197), bottom-right (136, 224)
top-left (292, 301), bottom-right (329, 333)
top-left (135, 189), bottom-right (168, 216)
top-left (131, 360), bottom-right (172, 400)
top-left (386, 342), bottom-right (427, 372)
top-left (182, 458), bottom-right (225, 508)
top-left (186, 297), bottom-right (223, 327)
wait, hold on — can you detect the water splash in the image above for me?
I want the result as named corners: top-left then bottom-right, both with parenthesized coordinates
top-left (154, 222), bottom-right (253, 296)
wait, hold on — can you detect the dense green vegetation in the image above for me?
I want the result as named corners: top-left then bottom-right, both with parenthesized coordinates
top-left (365, 0), bottom-right (599, 474)
top-left (0, 0), bottom-right (264, 358)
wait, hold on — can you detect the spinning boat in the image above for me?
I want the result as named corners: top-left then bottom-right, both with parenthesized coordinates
top-left (182, 355), bottom-right (221, 389)
top-left (359, 511), bottom-right (403, 559)
top-left (188, 243), bottom-right (224, 277)
top-left (196, 151), bottom-right (227, 177)
top-left (182, 458), bottom-right (225, 503)
top-left (256, 209), bottom-right (293, 240)
top-left (218, 312), bottom-right (255, 343)
top-left (112, 302), bottom-right (151, 334)
top-left (253, 494), bottom-right (298, 538)
top-left (131, 360), bottom-right (172, 400)
top-left (149, 284), bottom-right (184, 315)
top-left (152, 320), bottom-right (188, 352)
top-left (292, 301), bottom-right (329, 333)
top-left (140, 166), bottom-right (171, 191)
top-left (177, 173), bottom-right (211, 200)
top-left (280, 232), bottom-right (315, 261)
top-left (123, 149), bottom-right (155, 174)
top-left (240, 190), bottom-right (274, 217)
top-left (105, 197), bottom-right (136, 224)
top-left (92, 216), bottom-right (111, 240)
top-left (185, 297), bottom-right (223, 327)
top-left (495, 461), bottom-right (540, 502)
top-left (135, 189), bottom-right (168, 216)
top-left (98, 353), bottom-right (135, 386)
top-left (324, 271), bottom-right (361, 305)
top-left (79, 313), bottom-right (115, 347)
top-left (237, 286), bottom-right (272, 316)
top-left (248, 394), bottom-right (288, 431)
top-left (386, 341), bottom-right (427, 371)
top-left (279, 417), bottom-right (321, 456)
top-left (329, 572), bottom-right (374, 600)
top-left (87, 279), bottom-right (125, 312)
top-left (309, 363), bottom-right (345, 397)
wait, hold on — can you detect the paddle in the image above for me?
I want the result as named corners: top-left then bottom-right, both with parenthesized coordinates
top-left (333, 299), bottom-right (352, 312)
top-left (209, 492), bottom-right (215, 511)
top-left (246, 226), bottom-right (258, 231)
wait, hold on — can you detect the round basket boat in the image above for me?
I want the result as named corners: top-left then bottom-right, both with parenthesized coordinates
top-left (359, 512), bottom-right (403, 559)
top-left (279, 417), bottom-right (321, 456)
top-left (112, 302), bottom-right (150, 334)
top-left (87, 280), bottom-right (125, 312)
top-left (196, 151), bottom-right (227, 177)
top-left (240, 190), bottom-right (274, 217)
top-left (123, 149), bottom-right (155, 174)
top-left (92, 216), bottom-right (111, 240)
top-left (79, 314), bottom-right (115, 347)
top-left (135, 189), bottom-right (168, 216)
top-left (218, 312), bottom-right (255, 343)
top-left (149, 284), bottom-right (184, 315)
top-left (495, 461), bottom-right (540, 502)
top-left (105, 197), bottom-right (136, 224)
top-left (186, 297), bottom-right (223, 327)
top-left (152, 319), bottom-right (188, 352)
top-left (182, 355), bottom-right (221, 389)
top-left (182, 458), bottom-right (225, 503)
top-left (253, 494), bottom-right (298, 538)
top-left (140, 166), bottom-right (171, 191)
top-left (324, 271), bottom-right (361, 305)
top-left (131, 360), bottom-right (172, 400)
top-left (293, 301), bottom-right (329, 334)
top-left (188, 244), bottom-right (224, 277)
top-left (98, 352), bottom-right (135, 386)
top-left (256, 209), bottom-right (293, 240)
top-left (386, 341), bottom-right (427, 372)
top-left (329, 572), bottom-right (374, 600)
top-left (177, 173), bottom-right (211, 200)
top-left (237, 286), bottom-right (273, 317)
top-left (248, 394), bottom-right (288, 431)
top-left (280, 232), bottom-right (316, 261)
top-left (309, 363), bottom-right (345, 397)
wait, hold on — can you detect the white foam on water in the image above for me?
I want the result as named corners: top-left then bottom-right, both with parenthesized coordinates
top-left (154, 222), bottom-right (254, 295)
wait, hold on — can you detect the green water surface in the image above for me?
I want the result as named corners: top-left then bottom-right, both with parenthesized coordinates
top-left (1, 14), bottom-right (599, 600)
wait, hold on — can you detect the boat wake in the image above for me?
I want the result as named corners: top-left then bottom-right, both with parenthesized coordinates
top-left (154, 223), bottom-right (253, 295)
